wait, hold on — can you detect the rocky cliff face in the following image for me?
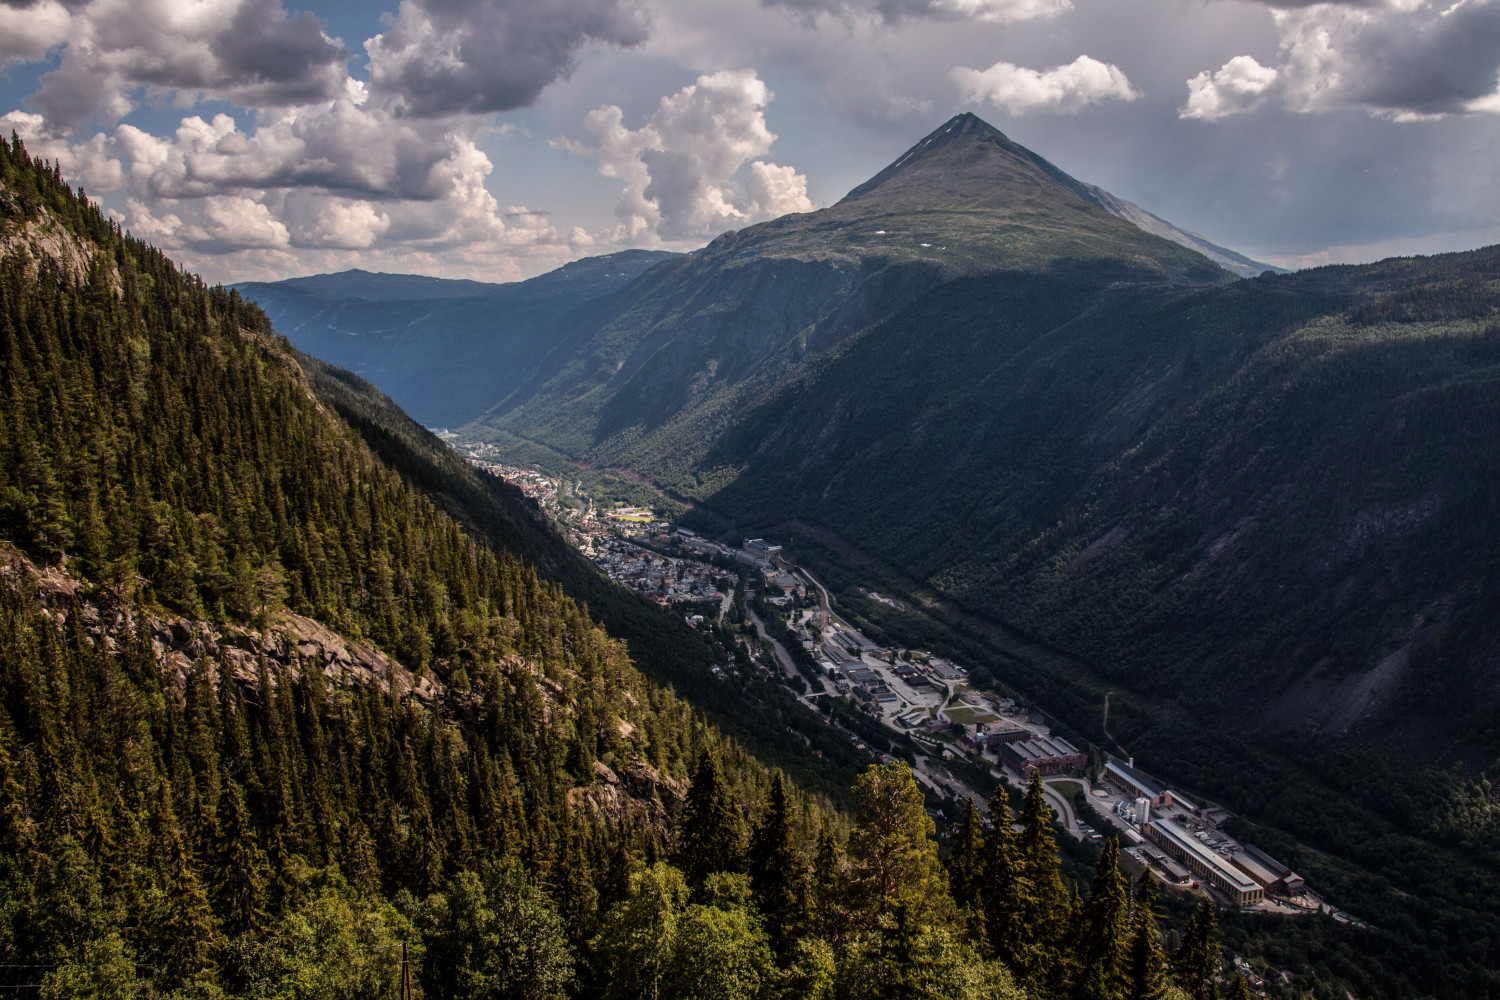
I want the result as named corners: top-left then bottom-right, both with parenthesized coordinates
top-left (0, 542), bottom-right (693, 828)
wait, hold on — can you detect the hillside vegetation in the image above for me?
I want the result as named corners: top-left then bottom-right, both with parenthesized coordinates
top-left (0, 133), bottom-right (1282, 1000)
top-left (368, 119), bottom-right (1500, 998)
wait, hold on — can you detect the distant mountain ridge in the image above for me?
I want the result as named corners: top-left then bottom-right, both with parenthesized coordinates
top-left (241, 114), bottom-right (1266, 433)
top-left (233, 248), bottom-right (679, 426)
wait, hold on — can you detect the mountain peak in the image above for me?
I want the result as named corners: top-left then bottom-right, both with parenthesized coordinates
top-left (837, 111), bottom-right (1094, 211)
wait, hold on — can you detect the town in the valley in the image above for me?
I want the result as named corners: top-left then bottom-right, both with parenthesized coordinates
top-left (458, 447), bottom-right (1352, 981)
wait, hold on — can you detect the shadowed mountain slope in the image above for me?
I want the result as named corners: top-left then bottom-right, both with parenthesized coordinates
top-left (473, 114), bottom-right (1232, 465)
top-left (234, 249), bottom-right (679, 427)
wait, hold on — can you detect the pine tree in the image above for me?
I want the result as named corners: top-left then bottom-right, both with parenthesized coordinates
top-left (947, 797), bottom-right (985, 912)
top-left (747, 769), bottom-right (808, 957)
top-left (1125, 872), bottom-right (1169, 1000)
top-left (1009, 771), bottom-right (1070, 992)
top-left (1223, 970), bottom-right (1253, 1000)
top-left (675, 750), bottom-right (746, 889)
top-left (846, 762), bottom-right (950, 932)
top-left (980, 786), bottom-right (1019, 961)
top-left (1074, 837), bottom-right (1130, 1000)
top-left (1172, 900), bottom-right (1220, 1000)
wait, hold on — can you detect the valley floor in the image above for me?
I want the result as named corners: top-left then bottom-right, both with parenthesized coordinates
top-left (456, 443), bottom-right (1346, 925)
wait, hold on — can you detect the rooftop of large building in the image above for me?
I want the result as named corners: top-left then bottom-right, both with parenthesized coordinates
top-left (1002, 736), bottom-right (1081, 762)
top-left (1148, 819), bottom-right (1260, 895)
top-left (1105, 757), bottom-right (1163, 798)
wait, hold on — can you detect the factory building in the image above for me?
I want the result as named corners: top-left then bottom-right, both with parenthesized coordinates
top-left (1140, 847), bottom-right (1193, 885)
top-left (1232, 844), bottom-right (1306, 896)
top-left (1104, 757), bottom-right (1173, 809)
top-left (744, 538), bottom-right (782, 559)
top-left (999, 736), bottom-right (1087, 777)
top-left (1144, 819), bottom-right (1264, 906)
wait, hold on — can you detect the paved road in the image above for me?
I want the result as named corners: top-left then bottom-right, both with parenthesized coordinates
top-left (747, 598), bottom-right (835, 705)
top-left (1041, 779), bottom-right (1083, 840)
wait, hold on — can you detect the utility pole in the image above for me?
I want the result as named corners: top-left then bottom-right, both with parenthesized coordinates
top-left (401, 940), bottom-right (411, 1000)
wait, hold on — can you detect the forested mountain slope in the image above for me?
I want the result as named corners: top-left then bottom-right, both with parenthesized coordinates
top-left (0, 128), bottom-right (804, 992)
top-left (686, 253), bottom-right (1500, 758)
top-left (0, 131), bottom-right (1291, 1000)
top-left (469, 114), bottom-right (1231, 470)
top-left (293, 352), bottom-right (874, 800)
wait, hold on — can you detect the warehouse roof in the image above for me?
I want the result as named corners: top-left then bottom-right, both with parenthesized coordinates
top-left (1105, 758), bottom-right (1163, 797)
top-left (1149, 820), bottom-right (1259, 895)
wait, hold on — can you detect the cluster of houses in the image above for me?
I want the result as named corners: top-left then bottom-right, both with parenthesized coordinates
top-left (586, 538), bottom-right (724, 605)
top-left (471, 460), bottom-right (559, 504)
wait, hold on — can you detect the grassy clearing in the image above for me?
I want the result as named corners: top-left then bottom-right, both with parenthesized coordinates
top-left (944, 706), bottom-right (999, 725)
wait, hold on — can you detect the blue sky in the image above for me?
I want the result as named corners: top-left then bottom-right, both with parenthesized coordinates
top-left (4, 0), bottom-right (1499, 282)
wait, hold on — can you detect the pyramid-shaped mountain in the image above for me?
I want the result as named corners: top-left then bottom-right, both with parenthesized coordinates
top-left (465, 114), bottom-right (1236, 457)
top-left (839, 111), bottom-right (1112, 211)
top-left (835, 114), bottom-right (1274, 276)
top-left (693, 112), bottom-right (1233, 283)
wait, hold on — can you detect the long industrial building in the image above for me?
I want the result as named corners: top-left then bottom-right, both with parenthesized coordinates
top-left (999, 736), bottom-right (1086, 776)
top-left (1144, 819), bottom-right (1264, 906)
top-left (1233, 844), bottom-right (1306, 896)
top-left (1104, 756), bottom-right (1172, 809)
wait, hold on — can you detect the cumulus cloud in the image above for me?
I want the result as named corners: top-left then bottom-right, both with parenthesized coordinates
top-left (1, 86), bottom-right (592, 279)
top-left (366, 0), bottom-right (651, 117)
top-left (22, 0), bottom-right (348, 129)
top-left (763, 0), bottom-right (1070, 25)
top-left (1187, 0), bottom-right (1500, 120)
top-left (1180, 55), bottom-right (1279, 121)
top-left (951, 55), bottom-right (1140, 114)
top-left (0, 0), bottom-right (72, 67)
top-left (560, 69), bottom-right (814, 240)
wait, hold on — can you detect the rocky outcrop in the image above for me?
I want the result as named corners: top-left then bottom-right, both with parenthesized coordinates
top-left (0, 541), bottom-right (442, 703)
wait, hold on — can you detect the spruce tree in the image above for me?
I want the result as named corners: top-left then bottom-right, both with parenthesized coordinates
top-left (1126, 872), bottom-right (1169, 1000)
top-left (215, 776), bottom-right (271, 939)
top-left (810, 825), bottom-right (848, 945)
top-left (675, 750), bottom-right (746, 889)
top-left (981, 787), bottom-right (1019, 959)
top-left (1010, 771), bottom-right (1069, 992)
top-left (1223, 971), bottom-right (1252, 1000)
top-left (747, 769), bottom-right (808, 957)
top-left (947, 796), bottom-right (985, 912)
top-left (1172, 900), bottom-right (1220, 1000)
top-left (1074, 837), bottom-right (1130, 1000)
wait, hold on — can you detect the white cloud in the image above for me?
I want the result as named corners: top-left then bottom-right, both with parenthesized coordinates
top-left (951, 55), bottom-right (1140, 115)
top-left (284, 193), bottom-right (391, 249)
top-left (0, 0), bottom-right (72, 67)
top-left (24, 0), bottom-right (349, 129)
top-left (196, 195), bottom-right (291, 249)
top-left (1187, 0), bottom-right (1500, 120)
top-left (764, 0), bottom-right (1070, 25)
top-left (746, 161), bottom-right (815, 219)
top-left (1180, 55), bottom-right (1280, 121)
top-left (561, 69), bottom-right (814, 240)
top-left (366, 0), bottom-right (651, 117)
top-left (0, 93), bottom-right (596, 280)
